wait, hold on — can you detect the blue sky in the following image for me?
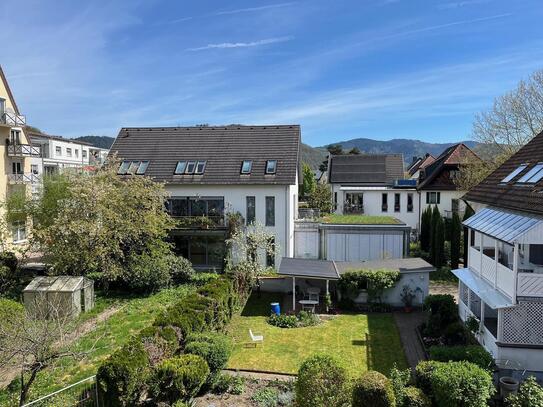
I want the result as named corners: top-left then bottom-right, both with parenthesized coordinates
top-left (1, 0), bottom-right (542, 146)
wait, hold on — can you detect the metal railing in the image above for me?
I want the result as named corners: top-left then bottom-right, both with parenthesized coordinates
top-left (7, 144), bottom-right (41, 157)
top-left (173, 215), bottom-right (226, 228)
top-left (8, 173), bottom-right (40, 184)
top-left (298, 208), bottom-right (321, 219)
top-left (1, 111), bottom-right (26, 126)
top-left (22, 375), bottom-right (99, 407)
top-left (343, 203), bottom-right (364, 214)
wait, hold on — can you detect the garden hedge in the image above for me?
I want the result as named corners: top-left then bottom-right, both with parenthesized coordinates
top-left (352, 370), bottom-right (396, 407)
top-left (429, 345), bottom-right (493, 370)
top-left (184, 332), bottom-right (232, 374)
top-left (414, 361), bottom-right (442, 397)
top-left (296, 354), bottom-right (351, 407)
top-left (97, 275), bottom-right (245, 405)
top-left (403, 386), bottom-right (431, 407)
top-left (148, 354), bottom-right (209, 403)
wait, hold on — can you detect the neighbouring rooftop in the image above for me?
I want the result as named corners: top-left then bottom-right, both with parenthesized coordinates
top-left (319, 213), bottom-right (402, 225)
top-left (328, 154), bottom-right (404, 185)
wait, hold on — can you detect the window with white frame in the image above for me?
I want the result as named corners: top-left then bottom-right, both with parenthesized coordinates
top-left (75, 149), bottom-right (79, 158)
top-left (82, 150), bottom-right (88, 159)
top-left (66, 148), bottom-right (72, 157)
top-left (12, 221), bottom-right (26, 242)
top-left (426, 191), bottom-right (440, 204)
top-left (56, 146), bottom-right (62, 156)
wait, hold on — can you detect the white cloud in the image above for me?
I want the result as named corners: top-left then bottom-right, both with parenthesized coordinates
top-left (186, 36), bottom-right (293, 51)
top-left (214, 2), bottom-right (297, 16)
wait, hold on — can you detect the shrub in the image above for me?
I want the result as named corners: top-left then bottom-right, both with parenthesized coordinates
top-left (429, 345), bottom-right (493, 370)
top-left (403, 387), bottom-right (431, 407)
top-left (352, 370), bottom-right (396, 407)
top-left (149, 354), bottom-right (209, 403)
top-left (414, 361), bottom-right (442, 396)
top-left (0, 251), bottom-right (18, 273)
top-left (296, 354), bottom-right (350, 407)
top-left (506, 376), bottom-right (543, 407)
top-left (212, 373), bottom-right (232, 394)
top-left (297, 310), bottom-right (320, 327)
top-left (185, 332), bottom-right (232, 374)
top-left (229, 376), bottom-right (245, 395)
top-left (139, 326), bottom-right (179, 367)
top-left (252, 387), bottom-right (279, 407)
top-left (443, 322), bottom-right (470, 346)
top-left (423, 294), bottom-right (458, 337)
top-left (96, 338), bottom-right (150, 406)
top-left (0, 252), bottom-right (20, 298)
top-left (390, 365), bottom-right (411, 406)
top-left (169, 255), bottom-right (195, 284)
top-left (268, 313), bottom-right (298, 328)
top-left (430, 361), bottom-right (494, 407)
top-left (338, 269), bottom-right (400, 303)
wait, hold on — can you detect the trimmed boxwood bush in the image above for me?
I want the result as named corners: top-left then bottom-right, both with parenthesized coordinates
top-left (96, 338), bottom-right (150, 407)
top-left (352, 370), bottom-right (396, 407)
top-left (185, 332), bottom-right (232, 374)
top-left (139, 325), bottom-right (179, 367)
top-left (296, 354), bottom-right (350, 407)
top-left (414, 361), bottom-right (442, 397)
top-left (423, 294), bottom-right (458, 337)
top-left (149, 354), bottom-right (210, 403)
top-left (430, 361), bottom-right (494, 407)
top-left (403, 386), bottom-right (431, 407)
top-left (429, 345), bottom-right (493, 370)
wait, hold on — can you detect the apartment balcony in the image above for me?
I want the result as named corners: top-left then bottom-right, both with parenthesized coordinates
top-left (0, 111), bottom-right (26, 127)
top-left (7, 144), bottom-right (40, 157)
top-left (8, 173), bottom-right (40, 184)
top-left (173, 215), bottom-right (226, 229)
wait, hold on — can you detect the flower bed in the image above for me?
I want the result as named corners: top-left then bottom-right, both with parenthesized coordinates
top-left (267, 311), bottom-right (321, 328)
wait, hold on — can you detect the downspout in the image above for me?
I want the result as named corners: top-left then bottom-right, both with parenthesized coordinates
top-left (285, 185), bottom-right (290, 258)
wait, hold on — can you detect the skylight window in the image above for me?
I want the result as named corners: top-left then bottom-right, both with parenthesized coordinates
top-left (118, 161), bottom-right (131, 175)
top-left (501, 164), bottom-right (528, 183)
top-left (185, 161), bottom-right (197, 174)
top-left (195, 161), bottom-right (207, 174)
top-left (517, 163), bottom-right (543, 183)
top-left (265, 160), bottom-right (277, 174)
top-left (175, 161), bottom-right (187, 174)
top-left (136, 161), bottom-right (149, 175)
top-left (241, 160), bottom-right (252, 174)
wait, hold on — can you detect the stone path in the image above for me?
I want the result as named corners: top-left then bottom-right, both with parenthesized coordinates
top-left (393, 311), bottom-right (427, 370)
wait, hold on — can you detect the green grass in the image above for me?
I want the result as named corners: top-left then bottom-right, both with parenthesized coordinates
top-left (227, 293), bottom-right (408, 377)
top-left (0, 285), bottom-right (194, 405)
top-left (320, 214), bottom-right (401, 225)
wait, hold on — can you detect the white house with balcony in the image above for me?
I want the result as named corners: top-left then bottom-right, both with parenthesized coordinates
top-left (454, 131), bottom-right (543, 373)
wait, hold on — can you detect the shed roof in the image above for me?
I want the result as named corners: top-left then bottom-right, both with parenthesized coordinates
top-left (334, 257), bottom-right (435, 275)
top-left (463, 207), bottom-right (543, 244)
top-left (278, 258), bottom-right (340, 279)
top-left (24, 276), bottom-right (92, 293)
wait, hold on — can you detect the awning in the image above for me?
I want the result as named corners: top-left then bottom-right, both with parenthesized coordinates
top-left (463, 207), bottom-right (543, 244)
top-left (278, 257), bottom-right (340, 280)
top-left (452, 268), bottom-right (514, 309)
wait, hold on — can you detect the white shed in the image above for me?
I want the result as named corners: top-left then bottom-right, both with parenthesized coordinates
top-left (23, 276), bottom-right (94, 318)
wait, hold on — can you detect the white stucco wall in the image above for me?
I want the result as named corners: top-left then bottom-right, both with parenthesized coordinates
top-left (166, 183), bottom-right (296, 267)
top-left (420, 190), bottom-right (467, 216)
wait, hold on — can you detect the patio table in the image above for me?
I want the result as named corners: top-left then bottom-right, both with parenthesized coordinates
top-left (299, 300), bottom-right (319, 312)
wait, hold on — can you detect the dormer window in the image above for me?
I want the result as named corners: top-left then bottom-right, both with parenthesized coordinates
top-left (266, 160), bottom-right (277, 174)
top-left (517, 163), bottom-right (543, 184)
top-left (185, 161), bottom-right (197, 174)
top-left (175, 161), bottom-right (187, 174)
top-left (195, 161), bottom-right (207, 174)
top-left (501, 164), bottom-right (528, 183)
top-left (241, 160), bottom-right (252, 174)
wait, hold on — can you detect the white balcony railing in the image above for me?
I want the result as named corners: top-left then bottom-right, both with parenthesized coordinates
top-left (7, 144), bottom-right (40, 157)
top-left (481, 253), bottom-right (496, 284)
top-left (517, 273), bottom-right (543, 297)
top-left (8, 173), bottom-right (40, 184)
top-left (1, 111), bottom-right (26, 126)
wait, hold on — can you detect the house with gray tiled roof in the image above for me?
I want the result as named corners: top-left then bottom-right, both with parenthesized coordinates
top-left (109, 124), bottom-right (301, 271)
top-left (453, 130), bottom-right (543, 373)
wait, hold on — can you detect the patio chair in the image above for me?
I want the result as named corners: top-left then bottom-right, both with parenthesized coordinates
top-left (248, 329), bottom-right (264, 347)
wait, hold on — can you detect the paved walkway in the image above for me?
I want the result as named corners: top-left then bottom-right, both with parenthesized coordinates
top-left (393, 311), bottom-right (427, 370)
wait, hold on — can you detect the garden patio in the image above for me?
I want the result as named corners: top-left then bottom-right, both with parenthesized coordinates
top-left (226, 293), bottom-right (408, 377)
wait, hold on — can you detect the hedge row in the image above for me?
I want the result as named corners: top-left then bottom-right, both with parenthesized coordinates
top-left (97, 276), bottom-right (243, 406)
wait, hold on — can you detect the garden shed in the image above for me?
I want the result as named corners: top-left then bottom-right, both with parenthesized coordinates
top-left (23, 276), bottom-right (94, 318)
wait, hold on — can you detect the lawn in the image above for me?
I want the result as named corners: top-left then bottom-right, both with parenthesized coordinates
top-left (0, 285), bottom-right (194, 405)
top-left (320, 213), bottom-right (401, 225)
top-left (227, 293), bottom-right (408, 377)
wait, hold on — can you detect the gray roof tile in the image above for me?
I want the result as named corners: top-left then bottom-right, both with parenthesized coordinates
top-left (328, 154), bottom-right (404, 185)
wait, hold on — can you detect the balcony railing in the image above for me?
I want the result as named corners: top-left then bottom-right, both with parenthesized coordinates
top-left (7, 144), bottom-right (40, 157)
top-left (343, 203), bottom-right (364, 214)
top-left (173, 215), bottom-right (226, 229)
top-left (1, 111), bottom-right (26, 126)
top-left (8, 173), bottom-right (40, 184)
top-left (298, 208), bottom-right (321, 220)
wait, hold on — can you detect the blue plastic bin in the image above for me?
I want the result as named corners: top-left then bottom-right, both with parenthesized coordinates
top-left (271, 302), bottom-right (280, 315)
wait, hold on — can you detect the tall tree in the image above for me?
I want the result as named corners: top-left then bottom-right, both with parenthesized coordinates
top-left (430, 205), bottom-right (445, 268)
top-left (348, 147), bottom-right (361, 155)
top-left (420, 206), bottom-right (432, 252)
top-left (450, 212), bottom-right (462, 269)
top-left (308, 183), bottom-right (334, 214)
top-left (462, 205), bottom-right (475, 266)
top-left (319, 144), bottom-right (344, 172)
top-left (300, 162), bottom-right (317, 197)
top-left (458, 69), bottom-right (543, 190)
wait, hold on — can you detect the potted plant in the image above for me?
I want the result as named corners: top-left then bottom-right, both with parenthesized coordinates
top-left (400, 285), bottom-right (415, 313)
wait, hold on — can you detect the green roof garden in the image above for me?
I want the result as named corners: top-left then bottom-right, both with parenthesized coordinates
top-left (319, 213), bottom-right (402, 225)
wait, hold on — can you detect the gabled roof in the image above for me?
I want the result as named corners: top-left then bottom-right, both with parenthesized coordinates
top-left (109, 125), bottom-right (300, 185)
top-left (418, 143), bottom-right (478, 190)
top-left (328, 154), bottom-right (404, 185)
top-left (29, 132), bottom-right (94, 146)
top-left (0, 65), bottom-right (20, 115)
top-left (463, 131), bottom-right (543, 216)
top-left (408, 154), bottom-right (435, 176)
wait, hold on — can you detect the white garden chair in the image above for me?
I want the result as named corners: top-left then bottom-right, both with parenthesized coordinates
top-left (249, 329), bottom-right (264, 347)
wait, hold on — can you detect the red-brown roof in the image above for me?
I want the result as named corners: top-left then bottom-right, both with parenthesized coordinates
top-left (463, 131), bottom-right (543, 216)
